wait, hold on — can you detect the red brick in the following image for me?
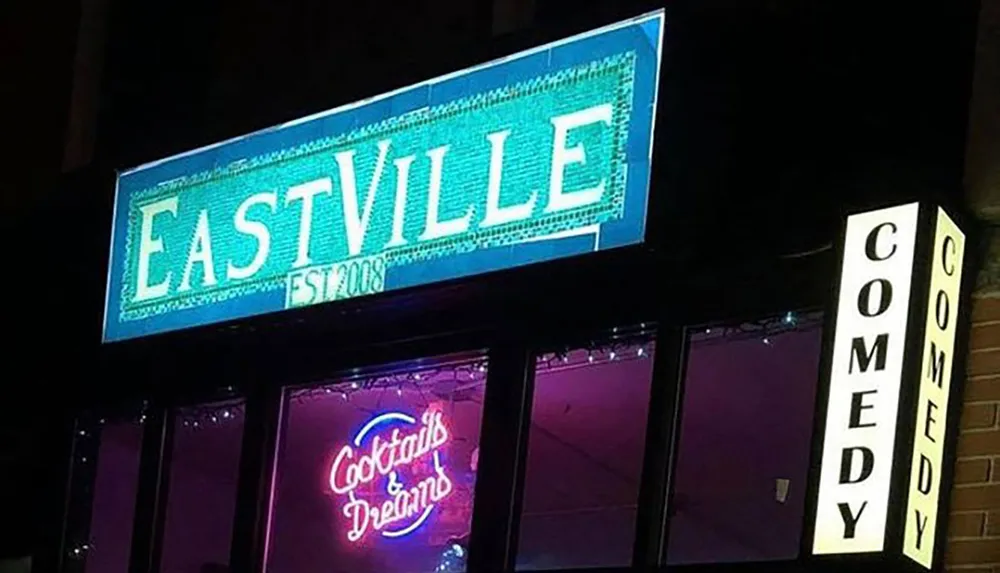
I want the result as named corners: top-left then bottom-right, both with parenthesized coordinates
top-left (952, 484), bottom-right (1000, 511)
top-left (972, 298), bottom-right (1000, 323)
top-left (969, 350), bottom-right (1000, 377)
top-left (949, 512), bottom-right (986, 537)
top-left (945, 538), bottom-right (1000, 565)
top-left (958, 430), bottom-right (1000, 457)
top-left (971, 323), bottom-right (1000, 351)
top-left (963, 404), bottom-right (999, 430)
top-left (987, 511), bottom-right (1000, 536)
top-left (955, 459), bottom-right (993, 484)
top-left (967, 378), bottom-right (1000, 402)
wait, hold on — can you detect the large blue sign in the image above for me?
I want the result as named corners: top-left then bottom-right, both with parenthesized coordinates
top-left (103, 10), bottom-right (664, 342)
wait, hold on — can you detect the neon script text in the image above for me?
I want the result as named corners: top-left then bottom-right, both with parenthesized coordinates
top-left (329, 410), bottom-right (454, 542)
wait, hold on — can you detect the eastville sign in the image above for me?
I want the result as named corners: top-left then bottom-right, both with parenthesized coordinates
top-left (811, 202), bottom-right (968, 571)
top-left (102, 10), bottom-right (664, 342)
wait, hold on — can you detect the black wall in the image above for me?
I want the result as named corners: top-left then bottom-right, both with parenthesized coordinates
top-left (0, 0), bottom-right (981, 563)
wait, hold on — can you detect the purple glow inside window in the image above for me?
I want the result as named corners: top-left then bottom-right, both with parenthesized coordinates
top-left (159, 400), bottom-right (245, 573)
top-left (517, 334), bottom-right (656, 570)
top-left (83, 420), bottom-right (143, 573)
top-left (665, 312), bottom-right (824, 564)
top-left (265, 356), bottom-right (487, 573)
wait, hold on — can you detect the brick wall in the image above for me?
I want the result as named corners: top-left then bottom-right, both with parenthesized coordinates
top-left (953, 0), bottom-right (1000, 565)
top-left (946, 294), bottom-right (1000, 570)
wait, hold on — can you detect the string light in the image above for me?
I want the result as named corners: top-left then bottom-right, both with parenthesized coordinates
top-left (693, 311), bottom-right (822, 347)
top-left (69, 543), bottom-right (92, 559)
top-left (436, 542), bottom-right (467, 572)
top-left (176, 401), bottom-right (246, 429)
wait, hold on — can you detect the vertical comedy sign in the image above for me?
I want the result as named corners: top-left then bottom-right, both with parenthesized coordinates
top-left (903, 208), bottom-right (966, 568)
top-left (812, 203), bottom-right (920, 554)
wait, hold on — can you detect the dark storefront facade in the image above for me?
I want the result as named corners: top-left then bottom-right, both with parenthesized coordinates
top-left (22, 2), bottom-right (986, 573)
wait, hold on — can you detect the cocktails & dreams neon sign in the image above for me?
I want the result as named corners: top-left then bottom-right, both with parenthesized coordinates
top-left (329, 409), bottom-right (454, 542)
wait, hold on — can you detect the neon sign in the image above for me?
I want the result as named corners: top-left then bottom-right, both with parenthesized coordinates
top-left (329, 410), bottom-right (454, 542)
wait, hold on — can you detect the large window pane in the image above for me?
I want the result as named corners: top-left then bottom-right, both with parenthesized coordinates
top-left (517, 329), bottom-right (656, 570)
top-left (266, 355), bottom-right (487, 573)
top-left (159, 399), bottom-right (246, 573)
top-left (665, 312), bottom-right (824, 564)
top-left (64, 415), bottom-right (144, 573)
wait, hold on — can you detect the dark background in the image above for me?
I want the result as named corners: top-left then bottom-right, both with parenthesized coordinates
top-left (0, 0), bottom-right (981, 565)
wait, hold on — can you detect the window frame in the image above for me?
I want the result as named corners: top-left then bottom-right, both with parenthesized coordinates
top-left (62, 246), bottom-right (840, 573)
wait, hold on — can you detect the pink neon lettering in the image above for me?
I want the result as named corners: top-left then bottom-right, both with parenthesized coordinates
top-left (329, 411), bottom-right (448, 495)
top-left (342, 465), bottom-right (453, 542)
top-left (330, 409), bottom-right (454, 542)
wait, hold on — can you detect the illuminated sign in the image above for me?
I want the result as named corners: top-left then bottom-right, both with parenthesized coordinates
top-left (903, 208), bottom-right (966, 568)
top-left (812, 203), bottom-right (920, 555)
top-left (102, 10), bottom-right (665, 342)
top-left (329, 410), bottom-right (453, 542)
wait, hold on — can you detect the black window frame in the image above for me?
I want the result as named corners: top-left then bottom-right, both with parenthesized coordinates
top-left (58, 239), bottom-right (841, 573)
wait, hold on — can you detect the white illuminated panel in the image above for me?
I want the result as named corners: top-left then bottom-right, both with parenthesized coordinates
top-left (812, 203), bottom-right (920, 555)
top-left (903, 208), bottom-right (966, 569)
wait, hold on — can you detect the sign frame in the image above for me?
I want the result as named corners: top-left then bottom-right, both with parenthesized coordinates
top-left (101, 9), bottom-right (666, 344)
top-left (803, 201), bottom-right (976, 572)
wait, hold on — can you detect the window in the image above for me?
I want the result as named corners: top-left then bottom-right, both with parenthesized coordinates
top-left (265, 355), bottom-right (488, 573)
top-left (62, 414), bottom-right (144, 573)
top-left (517, 329), bottom-right (656, 570)
top-left (665, 312), bottom-right (824, 564)
top-left (159, 400), bottom-right (246, 573)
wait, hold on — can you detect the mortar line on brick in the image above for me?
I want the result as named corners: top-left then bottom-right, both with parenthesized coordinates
top-left (960, 426), bottom-right (1000, 434)
top-left (968, 347), bottom-right (1000, 355)
top-left (952, 482), bottom-right (996, 489)
top-left (967, 373), bottom-right (1000, 381)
